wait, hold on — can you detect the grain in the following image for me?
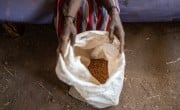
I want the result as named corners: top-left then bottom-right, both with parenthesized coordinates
top-left (88, 59), bottom-right (109, 84)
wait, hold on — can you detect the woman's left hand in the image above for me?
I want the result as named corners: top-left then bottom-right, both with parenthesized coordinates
top-left (108, 9), bottom-right (125, 53)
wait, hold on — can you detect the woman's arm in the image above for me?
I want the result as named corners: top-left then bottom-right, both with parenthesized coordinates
top-left (58, 0), bottom-right (82, 55)
top-left (101, 0), bottom-right (125, 53)
top-left (65, 0), bottom-right (82, 18)
top-left (100, 0), bottom-right (119, 15)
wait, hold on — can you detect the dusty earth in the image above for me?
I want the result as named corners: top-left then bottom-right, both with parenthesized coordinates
top-left (0, 23), bottom-right (180, 110)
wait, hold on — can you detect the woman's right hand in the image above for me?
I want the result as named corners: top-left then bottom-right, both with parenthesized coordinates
top-left (57, 17), bottom-right (77, 56)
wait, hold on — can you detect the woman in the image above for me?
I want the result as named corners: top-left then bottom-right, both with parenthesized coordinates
top-left (2, 0), bottom-right (124, 53)
top-left (55, 0), bottom-right (125, 55)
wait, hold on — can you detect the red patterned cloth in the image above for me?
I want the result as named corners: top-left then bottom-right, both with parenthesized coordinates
top-left (55, 0), bottom-right (120, 37)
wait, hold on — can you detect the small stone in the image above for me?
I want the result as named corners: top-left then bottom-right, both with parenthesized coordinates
top-left (146, 37), bottom-right (150, 40)
top-left (85, 103), bottom-right (89, 106)
top-left (49, 97), bottom-right (55, 103)
top-left (167, 69), bottom-right (170, 73)
top-left (4, 102), bottom-right (10, 106)
top-left (4, 61), bottom-right (8, 65)
top-left (66, 105), bottom-right (70, 108)
top-left (51, 99), bottom-right (55, 103)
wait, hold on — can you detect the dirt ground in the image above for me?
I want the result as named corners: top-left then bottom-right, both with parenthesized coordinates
top-left (0, 23), bottom-right (180, 110)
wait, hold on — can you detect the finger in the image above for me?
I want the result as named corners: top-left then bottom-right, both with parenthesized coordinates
top-left (119, 43), bottom-right (124, 53)
top-left (56, 42), bottom-right (62, 60)
top-left (114, 29), bottom-right (125, 53)
top-left (109, 26), bottom-right (114, 43)
top-left (70, 28), bottom-right (77, 45)
top-left (60, 35), bottom-right (70, 56)
top-left (118, 36), bottom-right (122, 53)
top-left (70, 33), bottom-right (76, 45)
top-left (56, 40), bottom-right (61, 54)
top-left (118, 35), bottom-right (124, 53)
top-left (120, 36), bottom-right (125, 53)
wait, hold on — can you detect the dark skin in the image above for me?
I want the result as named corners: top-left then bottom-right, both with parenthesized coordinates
top-left (58, 0), bottom-right (125, 55)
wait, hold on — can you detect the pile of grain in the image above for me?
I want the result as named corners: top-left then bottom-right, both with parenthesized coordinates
top-left (88, 59), bottom-right (109, 84)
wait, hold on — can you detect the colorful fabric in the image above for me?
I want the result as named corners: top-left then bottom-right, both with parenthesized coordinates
top-left (55, 0), bottom-right (120, 37)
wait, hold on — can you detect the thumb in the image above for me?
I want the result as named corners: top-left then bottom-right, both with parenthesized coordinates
top-left (60, 35), bottom-right (70, 56)
top-left (119, 43), bottom-right (124, 53)
top-left (70, 28), bottom-right (77, 45)
top-left (70, 33), bottom-right (76, 46)
top-left (109, 26), bottom-right (114, 43)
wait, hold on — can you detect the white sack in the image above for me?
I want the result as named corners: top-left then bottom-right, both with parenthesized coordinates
top-left (55, 31), bottom-right (126, 108)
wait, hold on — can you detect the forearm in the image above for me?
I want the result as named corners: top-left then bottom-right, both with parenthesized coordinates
top-left (101, 0), bottom-right (119, 15)
top-left (65, 0), bottom-right (82, 17)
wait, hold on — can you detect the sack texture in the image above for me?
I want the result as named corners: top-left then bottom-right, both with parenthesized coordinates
top-left (56, 31), bottom-right (126, 108)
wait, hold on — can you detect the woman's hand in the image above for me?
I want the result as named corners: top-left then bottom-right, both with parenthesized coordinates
top-left (57, 17), bottom-right (77, 55)
top-left (57, 0), bottom-right (82, 56)
top-left (108, 9), bottom-right (125, 53)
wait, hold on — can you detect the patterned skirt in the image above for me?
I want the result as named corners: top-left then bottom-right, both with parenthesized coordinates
top-left (55, 0), bottom-right (120, 37)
